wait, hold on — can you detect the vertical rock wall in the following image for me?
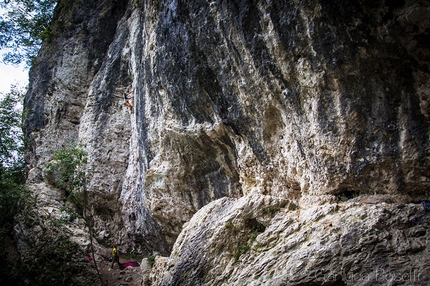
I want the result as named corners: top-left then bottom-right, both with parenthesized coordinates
top-left (21, 0), bottom-right (130, 254)
top-left (23, 0), bottom-right (429, 264)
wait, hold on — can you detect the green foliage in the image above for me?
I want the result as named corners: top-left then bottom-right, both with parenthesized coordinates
top-left (0, 0), bottom-right (57, 66)
top-left (46, 142), bottom-right (87, 190)
top-left (224, 220), bottom-right (233, 229)
top-left (0, 178), bottom-right (27, 285)
top-left (263, 206), bottom-right (280, 216)
top-left (232, 219), bottom-right (266, 261)
top-left (18, 233), bottom-right (94, 286)
top-left (0, 85), bottom-right (24, 169)
top-left (0, 167), bottom-right (26, 231)
top-left (147, 254), bottom-right (157, 267)
top-left (7, 192), bottom-right (97, 286)
top-left (233, 244), bottom-right (250, 261)
top-left (247, 229), bottom-right (259, 242)
top-left (43, 144), bottom-right (104, 285)
top-left (0, 79), bottom-right (95, 286)
top-left (46, 142), bottom-right (87, 213)
top-left (39, 26), bottom-right (54, 42)
top-left (233, 228), bottom-right (260, 261)
top-left (0, 88), bottom-right (25, 230)
top-left (0, 86), bottom-right (27, 285)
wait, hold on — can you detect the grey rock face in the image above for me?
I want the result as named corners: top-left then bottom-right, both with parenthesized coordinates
top-left (159, 194), bottom-right (430, 285)
top-left (20, 0), bottom-right (130, 256)
top-left (22, 0), bottom-right (429, 284)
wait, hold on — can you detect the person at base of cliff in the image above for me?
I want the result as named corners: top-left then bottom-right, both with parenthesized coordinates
top-left (111, 245), bottom-right (120, 269)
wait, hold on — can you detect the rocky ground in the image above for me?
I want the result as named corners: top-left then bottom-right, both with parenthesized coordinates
top-left (89, 253), bottom-right (144, 286)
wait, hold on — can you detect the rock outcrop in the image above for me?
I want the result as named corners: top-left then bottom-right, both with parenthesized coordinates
top-left (21, 0), bottom-right (430, 285)
top-left (159, 194), bottom-right (430, 285)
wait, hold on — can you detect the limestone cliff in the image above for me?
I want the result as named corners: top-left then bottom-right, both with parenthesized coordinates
top-left (21, 0), bottom-right (430, 285)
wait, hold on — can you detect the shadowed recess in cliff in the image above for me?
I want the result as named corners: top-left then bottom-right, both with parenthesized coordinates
top-left (315, 0), bottom-right (429, 190)
top-left (235, 1), bottom-right (293, 85)
top-left (24, 61), bottom-right (51, 135)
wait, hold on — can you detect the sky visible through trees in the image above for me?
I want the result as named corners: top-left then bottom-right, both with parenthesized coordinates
top-left (0, 0), bottom-right (56, 94)
top-left (0, 7), bottom-right (26, 94)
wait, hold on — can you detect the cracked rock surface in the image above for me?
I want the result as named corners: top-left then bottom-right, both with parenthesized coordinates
top-left (20, 0), bottom-right (430, 284)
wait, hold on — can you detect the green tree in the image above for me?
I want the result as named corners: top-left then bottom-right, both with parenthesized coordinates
top-left (0, 85), bottom-right (25, 235)
top-left (7, 143), bottom-right (98, 285)
top-left (46, 143), bottom-right (105, 285)
top-left (0, 0), bottom-right (57, 65)
top-left (0, 86), bottom-right (26, 285)
top-left (46, 142), bottom-right (87, 213)
top-left (0, 85), bottom-right (24, 169)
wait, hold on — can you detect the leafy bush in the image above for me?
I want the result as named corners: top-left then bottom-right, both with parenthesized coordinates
top-left (18, 233), bottom-right (96, 286)
top-left (45, 142), bottom-right (87, 214)
top-left (44, 143), bottom-right (105, 285)
top-left (147, 254), bottom-right (157, 267)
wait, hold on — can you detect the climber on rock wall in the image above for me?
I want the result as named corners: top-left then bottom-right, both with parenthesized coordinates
top-left (123, 93), bottom-right (133, 112)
